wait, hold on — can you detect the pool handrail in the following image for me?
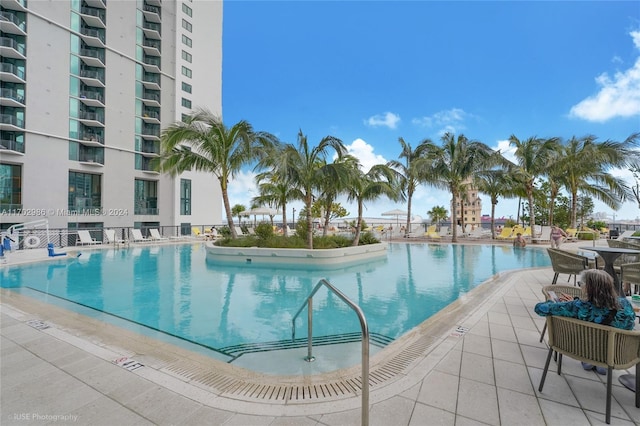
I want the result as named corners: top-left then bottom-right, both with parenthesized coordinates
top-left (291, 278), bottom-right (370, 426)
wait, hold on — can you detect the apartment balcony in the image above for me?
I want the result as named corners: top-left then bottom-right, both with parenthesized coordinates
top-left (142, 20), bottom-right (161, 40)
top-left (0, 11), bottom-right (27, 36)
top-left (0, 37), bottom-right (26, 60)
top-left (0, 62), bottom-right (25, 83)
top-left (78, 90), bottom-right (104, 107)
top-left (0, 113), bottom-right (24, 131)
top-left (140, 124), bottom-right (160, 140)
top-left (80, 6), bottom-right (106, 29)
top-left (140, 140), bottom-right (160, 156)
top-left (78, 149), bottom-right (104, 166)
top-left (79, 69), bottom-right (105, 87)
top-left (141, 110), bottom-right (160, 125)
top-left (142, 4), bottom-right (161, 24)
top-left (83, 0), bottom-right (106, 10)
top-left (78, 111), bottom-right (105, 127)
top-left (145, 0), bottom-right (162, 7)
top-left (134, 207), bottom-right (159, 215)
top-left (1, 0), bottom-right (27, 12)
top-left (79, 48), bottom-right (105, 68)
top-left (141, 90), bottom-right (160, 107)
top-left (0, 88), bottom-right (25, 107)
top-left (142, 38), bottom-right (161, 57)
top-left (80, 27), bottom-right (105, 48)
top-left (141, 72), bottom-right (161, 91)
top-left (0, 137), bottom-right (25, 154)
top-left (78, 129), bottom-right (104, 146)
top-left (142, 55), bottom-right (161, 73)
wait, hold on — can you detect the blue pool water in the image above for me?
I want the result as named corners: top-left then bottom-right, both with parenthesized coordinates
top-left (1, 243), bottom-right (550, 357)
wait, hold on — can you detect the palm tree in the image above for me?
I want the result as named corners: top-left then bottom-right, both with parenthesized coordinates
top-left (158, 108), bottom-right (276, 238)
top-left (387, 137), bottom-right (431, 237)
top-left (474, 169), bottom-right (515, 239)
top-left (555, 134), bottom-right (640, 228)
top-left (508, 135), bottom-right (559, 232)
top-left (231, 204), bottom-right (246, 227)
top-left (422, 133), bottom-right (496, 242)
top-left (252, 169), bottom-right (303, 237)
top-left (427, 206), bottom-right (448, 231)
top-left (272, 130), bottom-right (348, 249)
top-left (346, 163), bottom-right (401, 246)
top-left (316, 156), bottom-right (356, 236)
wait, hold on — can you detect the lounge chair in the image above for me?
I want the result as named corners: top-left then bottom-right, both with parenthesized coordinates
top-left (547, 248), bottom-right (589, 285)
top-left (468, 227), bottom-right (491, 239)
top-left (538, 315), bottom-right (640, 424)
top-left (234, 226), bottom-right (247, 237)
top-left (438, 226), bottom-right (450, 237)
top-left (424, 225), bottom-right (441, 240)
top-left (565, 228), bottom-right (578, 241)
top-left (618, 230), bottom-right (636, 241)
top-left (104, 229), bottom-right (126, 244)
top-left (130, 229), bottom-right (151, 243)
top-left (76, 230), bottom-right (100, 246)
top-left (406, 223), bottom-right (424, 238)
top-left (149, 229), bottom-right (169, 241)
top-left (496, 227), bottom-right (513, 240)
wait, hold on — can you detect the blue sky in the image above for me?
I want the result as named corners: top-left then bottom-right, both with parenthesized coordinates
top-left (221, 1), bottom-right (640, 224)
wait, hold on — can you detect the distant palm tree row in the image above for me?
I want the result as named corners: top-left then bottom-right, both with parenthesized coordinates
top-left (158, 108), bottom-right (640, 246)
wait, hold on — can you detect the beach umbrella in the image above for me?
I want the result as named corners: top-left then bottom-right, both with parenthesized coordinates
top-left (241, 207), bottom-right (279, 226)
top-left (381, 208), bottom-right (408, 227)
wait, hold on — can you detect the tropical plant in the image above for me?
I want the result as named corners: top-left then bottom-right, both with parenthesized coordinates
top-left (422, 132), bottom-right (497, 242)
top-left (345, 163), bottom-right (401, 246)
top-left (158, 108), bottom-right (276, 238)
top-left (253, 167), bottom-right (303, 236)
top-left (508, 135), bottom-right (560, 232)
top-left (426, 206), bottom-right (448, 231)
top-left (473, 169), bottom-right (515, 238)
top-left (387, 137), bottom-right (431, 236)
top-left (231, 204), bottom-right (246, 226)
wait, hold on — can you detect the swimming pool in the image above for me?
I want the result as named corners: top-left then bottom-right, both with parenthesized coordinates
top-left (1, 243), bottom-right (550, 369)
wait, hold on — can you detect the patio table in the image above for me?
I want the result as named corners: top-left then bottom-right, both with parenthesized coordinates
top-left (579, 246), bottom-right (640, 296)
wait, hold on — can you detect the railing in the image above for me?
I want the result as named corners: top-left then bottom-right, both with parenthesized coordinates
top-left (292, 279), bottom-right (369, 426)
top-left (0, 88), bottom-right (25, 104)
top-left (80, 27), bottom-right (105, 43)
top-left (0, 138), bottom-right (25, 152)
top-left (80, 69), bottom-right (105, 83)
top-left (0, 11), bottom-right (26, 31)
top-left (79, 90), bottom-right (104, 103)
top-left (80, 48), bottom-right (105, 63)
top-left (0, 62), bottom-right (26, 79)
top-left (0, 113), bottom-right (24, 128)
top-left (80, 6), bottom-right (106, 23)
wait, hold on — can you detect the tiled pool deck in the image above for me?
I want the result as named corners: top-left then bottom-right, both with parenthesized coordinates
top-left (1, 240), bottom-right (639, 425)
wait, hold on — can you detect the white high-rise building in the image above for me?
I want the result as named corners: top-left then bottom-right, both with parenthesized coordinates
top-left (0, 0), bottom-right (223, 236)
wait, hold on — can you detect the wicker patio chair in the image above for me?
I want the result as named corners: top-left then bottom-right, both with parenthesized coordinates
top-left (547, 248), bottom-right (590, 285)
top-left (538, 284), bottom-right (584, 342)
top-left (621, 262), bottom-right (640, 296)
top-left (538, 315), bottom-right (640, 424)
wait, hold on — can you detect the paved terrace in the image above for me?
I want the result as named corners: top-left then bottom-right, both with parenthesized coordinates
top-left (1, 239), bottom-right (639, 425)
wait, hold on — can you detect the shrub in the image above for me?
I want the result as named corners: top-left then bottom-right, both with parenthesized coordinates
top-left (358, 231), bottom-right (380, 245)
top-left (218, 226), bottom-right (231, 238)
top-left (255, 222), bottom-right (273, 240)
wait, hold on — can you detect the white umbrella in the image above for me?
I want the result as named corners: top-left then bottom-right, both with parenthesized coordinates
top-left (381, 208), bottom-right (408, 228)
top-left (241, 207), bottom-right (279, 226)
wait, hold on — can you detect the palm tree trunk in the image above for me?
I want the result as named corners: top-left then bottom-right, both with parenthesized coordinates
top-left (305, 194), bottom-right (313, 249)
top-left (571, 191), bottom-right (578, 228)
top-left (405, 191), bottom-right (413, 237)
top-left (281, 205), bottom-right (288, 237)
top-left (221, 187), bottom-right (236, 238)
top-left (451, 189), bottom-right (458, 243)
top-left (527, 187), bottom-right (535, 232)
top-left (491, 201), bottom-right (496, 239)
top-left (352, 201), bottom-right (363, 246)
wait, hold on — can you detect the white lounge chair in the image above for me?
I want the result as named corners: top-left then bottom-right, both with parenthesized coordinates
top-left (77, 230), bottom-right (100, 246)
top-left (234, 226), bottom-right (246, 237)
top-left (438, 226), bottom-right (450, 237)
top-left (130, 229), bottom-right (151, 243)
top-left (618, 230), bottom-right (636, 241)
top-left (104, 229), bottom-right (126, 244)
top-left (149, 229), bottom-right (169, 241)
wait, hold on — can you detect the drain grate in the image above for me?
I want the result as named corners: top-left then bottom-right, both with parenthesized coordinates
top-left (162, 334), bottom-right (437, 402)
top-left (26, 319), bottom-right (50, 330)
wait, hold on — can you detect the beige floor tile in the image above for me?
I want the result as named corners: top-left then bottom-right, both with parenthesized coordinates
top-left (538, 397), bottom-right (590, 425)
top-left (528, 366), bottom-right (581, 407)
top-left (456, 378), bottom-right (499, 425)
top-left (126, 386), bottom-right (202, 425)
top-left (409, 403), bottom-right (455, 425)
top-left (460, 352), bottom-right (494, 385)
top-left (487, 311), bottom-right (511, 326)
top-left (434, 349), bottom-right (462, 376)
top-left (494, 359), bottom-right (535, 395)
top-left (497, 387), bottom-right (544, 425)
top-left (566, 375), bottom-right (631, 422)
top-left (488, 323), bottom-right (517, 342)
top-left (177, 405), bottom-right (235, 426)
top-left (461, 334), bottom-right (492, 357)
top-left (416, 370), bottom-right (459, 412)
top-left (490, 339), bottom-right (524, 365)
top-left (369, 395), bottom-right (415, 426)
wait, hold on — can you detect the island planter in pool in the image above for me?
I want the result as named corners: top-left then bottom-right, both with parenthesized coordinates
top-left (204, 241), bottom-right (388, 268)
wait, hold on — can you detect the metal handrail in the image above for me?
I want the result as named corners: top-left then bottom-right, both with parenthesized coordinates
top-left (292, 279), bottom-right (369, 426)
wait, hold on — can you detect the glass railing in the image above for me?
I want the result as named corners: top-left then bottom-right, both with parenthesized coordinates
top-left (142, 110), bottom-right (159, 120)
top-left (80, 6), bottom-right (106, 23)
top-left (79, 111), bottom-right (105, 123)
top-left (143, 38), bottom-right (161, 51)
top-left (143, 56), bottom-right (161, 67)
top-left (79, 69), bottom-right (105, 83)
top-left (143, 4), bottom-right (161, 15)
top-left (80, 27), bottom-right (105, 43)
top-left (0, 11), bottom-right (26, 31)
top-left (142, 125), bottom-right (160, 135)
top-left (141, 141), bottom-right (160, 154)
top-left (0, 88), bottom-right (25, 104)
top-left (79, 91), bottom-right (104, 103)
top-left (0, 37), bottom-right (26, 55)
top-left (0, 62), bottom-right (26, 79)
top-left (134, 207), bottom-right (159, 215)
top-left (142, 73), bottom-right (160, 84)
top-left (80, 48), bottom-right (105, 63)
top-left (143, 21), bottom-right (161, 34)
top-left (79, 131), bottom-right (104, 144)
top-left (0, 114), bottom-right (24, 128)
top-left (79, 150), bottom-right (104, 164)
top-left (141, 91), bottom-right (160, 102)
top-left (0, 138), bottom-right (25, 152)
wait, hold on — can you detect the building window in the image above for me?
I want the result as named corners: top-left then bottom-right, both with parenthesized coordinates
top-left (181, 113), bottom-right (189, 122)
top-left (134, 179), bottom-right (158, 215)
top-left (181, 66), bottom-right (192, 78)
top-left (181, 82), bottom-right (192, 93)
top-left (181, 34), bottom-right (192, 47)
top-left (0, 163), bottom-right (22, 209)
top-left (182, 19), bottom-right (192, 32)
top-left (181, 98), bottom-right (192, 109)
top-left (181, 50), bottom-right (192, 63)
top-left (180, 179), bottom-right (191, 215)
top-left (182, 3), bottom-right (193, 16)
top-left (68, 171), bottom-right (101, 212)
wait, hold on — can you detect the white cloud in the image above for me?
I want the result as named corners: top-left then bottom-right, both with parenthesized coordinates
top-left (227, 170), bottom-right (258, 208)
top-left (569, 30), bottom-right (640, 122)
top-left (411, 108), bottom-right (471, 135)
top-left (364, 112), bottom-right (400, 129)
top-left (345, 138), bottom-right (387, 171)
top-left (491, 139), bottom-right (516, 163)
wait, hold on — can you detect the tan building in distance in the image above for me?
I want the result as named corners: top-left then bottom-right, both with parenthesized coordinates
top-left (451, 182), bottom-right (482, 229)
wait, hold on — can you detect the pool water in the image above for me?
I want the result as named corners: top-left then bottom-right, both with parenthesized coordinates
top-left (1, 243), bottom-right (549, 360)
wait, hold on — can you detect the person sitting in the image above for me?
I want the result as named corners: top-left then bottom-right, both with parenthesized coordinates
top-left (513, 232), bottom-right (527, 248)
top-left (534, 269), bottom-right (636, 374)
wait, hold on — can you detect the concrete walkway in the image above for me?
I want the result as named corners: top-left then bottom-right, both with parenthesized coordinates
top-left (2, 240), bottom-right (640, 425)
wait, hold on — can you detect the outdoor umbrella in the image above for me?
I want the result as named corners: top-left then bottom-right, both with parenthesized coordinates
top-left (241, 207), bottom-right (279, 226)
top-left (381, 208), bottom-right (408, 228)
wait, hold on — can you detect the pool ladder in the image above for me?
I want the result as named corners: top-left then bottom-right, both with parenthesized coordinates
top-left (292, 278), bottom-right (370, 426)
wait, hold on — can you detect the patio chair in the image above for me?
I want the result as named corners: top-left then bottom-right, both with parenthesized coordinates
top-left (538, 284), bottom-right (584, 342)
top-left (617, 230), bottom-right (636, 241)
top-left (621, 262), bottom-right (640, 296)
top-left (149, 229), bottom-right (169, 241)
top-left (130, 229), bottom-right (150, 243)
top-left (104, 229), bottom-right (125, 244)
top-left (496, 226), bottom-right (513, 240)
top-left (424, 226), bottom-right (441, 240)
top-left (547, 248), bottom-right (589, 285)
top-left (76, 230), bottom-right (100, 246)
top-left (538, 315), bottom-right (640, 424)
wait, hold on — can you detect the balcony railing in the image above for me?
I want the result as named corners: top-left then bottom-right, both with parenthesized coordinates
top-left (141, 141), bottom-right (159, 154)
top-left (0, 11), bottom-right (26, 31)
top-left (80, 48), bottom-right (105, 63)
top-left (79, 111), bottom-right (105, 124)
top-left (0, 113), bottom-right (24, 128)
top-left (0, 36), bottom-right (26, 55)
top-left (143, 38), bottom-right (161, 51)
top-left (80, 27), bottom-right (105, 43)
top-left (0, 62), bottom-right (25, 80)
top-left (142, 111), bottom-right (159, 120)
top-left (142, 91), bottom-right (160, 102)
top-left (134, 207), bottom-right (159, 215)
top-left (142, 125), bottom-right (160, 136)
top-left (143, 4), bottom-right (161, 15)
top-left (142, 73), bottom-right (160, 84)
top-left (79, 91), bottom-right (104, 103)
top-left (79, 131), bottom-right (104, 144)
top-left (142, 21), bottom-right (161, 34)
top-left (0, 137), bottom-right (24, 152)
top-left (79, 151), bottom-right (104, 164)
top-left (80, 69), bottom-right (105, 83)
top-left (143, 56), bottom-right (161, 67)
top-left (80, 6), bottom-right (106, 23)
top-left (0, 88), bottom-right (25, 104)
